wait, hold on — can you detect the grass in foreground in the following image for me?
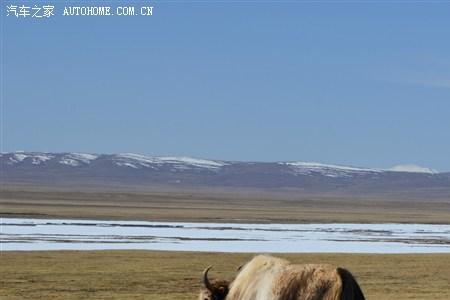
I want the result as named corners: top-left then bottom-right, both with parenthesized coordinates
top-left (1, 251), bottom-right (449, 300)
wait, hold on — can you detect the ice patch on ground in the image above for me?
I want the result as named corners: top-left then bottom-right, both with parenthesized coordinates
top-left (2, 218), bottom-right (450, 253)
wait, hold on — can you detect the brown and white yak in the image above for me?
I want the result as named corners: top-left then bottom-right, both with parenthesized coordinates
top-left (199, 255), bottom-right (365, 300)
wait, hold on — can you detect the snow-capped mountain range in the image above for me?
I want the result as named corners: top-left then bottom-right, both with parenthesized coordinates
top-left (4, 152), bottom-right (227, 171)
top-left (1, 151), bottom-right (449, 193)
top-left (1, 151), bottom-right (439, 174)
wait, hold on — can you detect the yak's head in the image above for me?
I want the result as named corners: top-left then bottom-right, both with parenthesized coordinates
top-left (198, 266), bottom-right (230, 300)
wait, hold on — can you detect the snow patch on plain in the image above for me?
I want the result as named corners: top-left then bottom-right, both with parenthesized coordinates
top-left (2, 218), bottom-right (450, 253)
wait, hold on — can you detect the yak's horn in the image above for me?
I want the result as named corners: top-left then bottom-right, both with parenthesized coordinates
top-left (203, 266), bottom-right (213, 291)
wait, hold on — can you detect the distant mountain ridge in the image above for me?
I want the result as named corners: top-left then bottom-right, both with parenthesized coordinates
top-left (1, 151), bottom-right (440, 173)
top-left (1, 151), bottom-right (449, 196)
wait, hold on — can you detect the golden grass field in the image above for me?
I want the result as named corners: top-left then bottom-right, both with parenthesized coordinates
top-left (2, 185), bottom-right (450, 223)
top-left (1, 251), bottom-right (450, 300)
top-left (2, 185), bottom-right (450, 299)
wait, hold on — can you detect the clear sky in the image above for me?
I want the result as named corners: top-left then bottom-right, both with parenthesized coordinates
top-left (2, 1), bottom-right (450, 171)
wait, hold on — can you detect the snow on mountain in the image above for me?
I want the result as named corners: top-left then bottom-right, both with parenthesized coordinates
top-left (281, 162), bottom-right (382, 178)
top-left (59, 153), bottom-right (99, 166)
top-left (70, 153), bottom-right (98, 162)
top-left (1, 152), bottom-right (226, 171)
top-left (113, 153), bottom-right (226, 170)
top-left (157, 156), bottom-right (226, 169)
top-left (1, 151), bottom-right (442, 176)
top-left (7, 152), bottom-right (54, 165)
top-left (112, 153), bottom-right (159, 169)
top-left (389, 164), bottom-right (438, 174)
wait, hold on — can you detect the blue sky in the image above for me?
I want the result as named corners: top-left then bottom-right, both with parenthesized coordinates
top-left (3, 1), bottom-right (450, 171)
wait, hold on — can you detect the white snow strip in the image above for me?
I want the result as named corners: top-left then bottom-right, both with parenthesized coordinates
top-left (389, 164), bottom-right (437, 174)
top-left (59, 158), bottom-right (80, 166)
top-left (13, 153), bottom-right (28, 162)
top-left (115, 162), bottom-right (139, 169)
top-left (61, 153), bottom-right (98, 164)
top-left (284, 162), bottom-right (381, 172)
top-left (158, 156), bottom-right (226, 168)
top-left (31, 155), bottom-right (53, 165)
top-left (2, 151), bottom-right (441, 175)
top-left (2, 218), bottom-right (450, 253)
top-left (116, 153), bottom-right (160, 164)
top-left (114, 153), bottom-right (226, 170)
top-left (58, 153), bottom-right (98, 166)
top-left (69, 153), bottom-right (98, 161)
top-left (281, 161), bottom-right (382, 178)
top-left (8, 153), bottom-right (54, 164)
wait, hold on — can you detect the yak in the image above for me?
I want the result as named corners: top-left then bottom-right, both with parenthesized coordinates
top-left (199, 266), bottom-right (230, 300)
top-left (200, 255), bottom-right (365, 300)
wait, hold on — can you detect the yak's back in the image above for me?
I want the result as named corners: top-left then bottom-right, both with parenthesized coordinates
top-left (273, 264), bottom-right (342, 300)
top-left (227, 256), bottom-right (343, 300)
top-left (227, 255), bottom-right (289, 300)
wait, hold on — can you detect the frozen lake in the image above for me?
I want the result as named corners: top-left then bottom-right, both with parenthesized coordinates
top-left (1, 218), bottom-right (450, 253)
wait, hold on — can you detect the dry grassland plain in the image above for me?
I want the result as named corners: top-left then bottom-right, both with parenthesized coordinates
top-left (2, 185), bottom-right (450, 223)
top-left (1, 185), bottom-right (450, 299)
top-left (1, 251), bottom-right (450, 300)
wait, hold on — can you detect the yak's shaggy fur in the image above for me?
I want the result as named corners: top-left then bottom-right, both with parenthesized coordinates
top-left (201, 255), bottom-right (365, 300)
